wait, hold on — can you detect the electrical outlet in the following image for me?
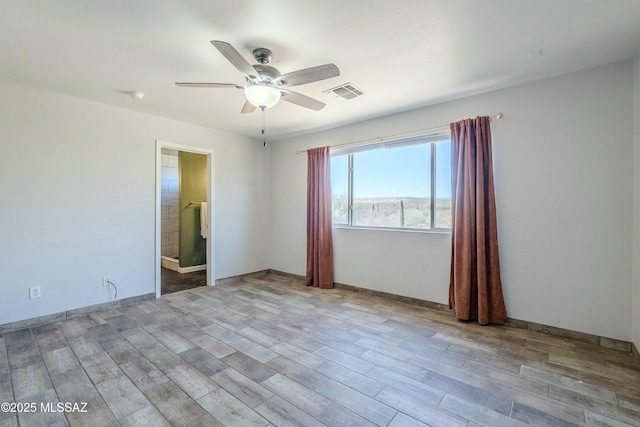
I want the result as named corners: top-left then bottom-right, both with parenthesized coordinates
top-left (29, 286), bottom-right (41, 299)
top-left (102, 276), bottom-right (110, 287)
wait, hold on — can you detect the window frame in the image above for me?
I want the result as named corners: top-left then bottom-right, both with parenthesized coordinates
top-left (330, 130), bottom-right (452, 233)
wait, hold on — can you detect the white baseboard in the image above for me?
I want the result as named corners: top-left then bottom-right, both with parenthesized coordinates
top-left (178, 264), bottom-right (206, 273)
top-left (161, 256), bottom-right (205, 274)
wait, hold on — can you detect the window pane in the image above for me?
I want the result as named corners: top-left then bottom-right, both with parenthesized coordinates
top-left (352, 145), bottom-right (431, 229)
top-left (435, 140), bottom-right (452, 228)
top-left (330, 155), bottom-right (348, 224)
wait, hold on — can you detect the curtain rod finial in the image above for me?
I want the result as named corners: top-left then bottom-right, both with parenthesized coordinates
top-left (495, 113), bottom-right (503, 119)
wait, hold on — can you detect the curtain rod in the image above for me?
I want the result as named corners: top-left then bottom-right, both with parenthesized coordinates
top-left (295, 113), bottom-right (504, 155)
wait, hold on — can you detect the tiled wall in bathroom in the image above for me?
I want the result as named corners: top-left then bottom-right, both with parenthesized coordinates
top-left (161, 150), bottom-right (179, 258)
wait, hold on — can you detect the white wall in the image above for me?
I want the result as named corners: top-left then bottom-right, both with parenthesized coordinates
top-left (633, 53), bottom-right (640, 352)
top-left (271, 60), bottom-right (634, 341)
top-left (0, 80), bottom-right (270, 325)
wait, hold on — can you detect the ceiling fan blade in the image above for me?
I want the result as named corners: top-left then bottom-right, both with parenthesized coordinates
top-left (276, 63), bottom-right (339, 87)
top-left (210, 40), bottom-right (258, 80)
top-left (175, 82), bottom-right (245, 89)
top-left (241, 100), bottom-right (257, 114)
top-left (280, 89), bottom-right (326, 111)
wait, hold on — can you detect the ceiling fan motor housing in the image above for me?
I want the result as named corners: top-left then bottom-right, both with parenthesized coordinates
top-left (252, 64), bottom-right (281, 84)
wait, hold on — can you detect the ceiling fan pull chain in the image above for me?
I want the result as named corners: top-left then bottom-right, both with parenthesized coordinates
top-left (261, 106), bottom-right (267, 147)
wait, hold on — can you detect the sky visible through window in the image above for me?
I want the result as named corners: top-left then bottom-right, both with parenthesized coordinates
top-left (331, 140), bottom-right (451, 199)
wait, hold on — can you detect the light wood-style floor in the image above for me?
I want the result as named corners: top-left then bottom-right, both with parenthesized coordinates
top-left (1, 272), bottom-right (639, 426)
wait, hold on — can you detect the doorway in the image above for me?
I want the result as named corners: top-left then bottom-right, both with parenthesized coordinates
top-left (155, 140), bottom-right (215, 297)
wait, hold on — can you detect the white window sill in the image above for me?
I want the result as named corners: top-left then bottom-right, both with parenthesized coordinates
top-left (332, 224), bottom-right (452, 235)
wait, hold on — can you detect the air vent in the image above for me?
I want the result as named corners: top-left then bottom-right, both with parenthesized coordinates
top-left (323, 83), bottom-right (365, 101)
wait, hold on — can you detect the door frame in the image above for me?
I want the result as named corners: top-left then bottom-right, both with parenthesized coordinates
top-left (155, 140), bottom-right (215, 298)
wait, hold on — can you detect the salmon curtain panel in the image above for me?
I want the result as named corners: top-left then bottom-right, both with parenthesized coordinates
top-left (306, 146), bottom-right (334, 288)
top-left (449, 116), bottom-right (507, 325)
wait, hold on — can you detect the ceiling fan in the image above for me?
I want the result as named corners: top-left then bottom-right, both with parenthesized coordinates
top-left (176, 40), bottom-right (340, 113)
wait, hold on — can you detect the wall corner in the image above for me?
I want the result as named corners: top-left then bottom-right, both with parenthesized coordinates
top-left (632, 52), bottom-right (640, 352)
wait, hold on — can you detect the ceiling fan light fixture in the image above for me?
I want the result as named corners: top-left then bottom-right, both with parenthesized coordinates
top-left (245, 85), bottom-right (281, 109)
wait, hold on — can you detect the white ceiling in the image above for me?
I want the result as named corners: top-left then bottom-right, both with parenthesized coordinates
top-left (1, 0), bottom-right (640, 141)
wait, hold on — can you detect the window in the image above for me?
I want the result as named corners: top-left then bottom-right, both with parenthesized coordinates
top-left (330, 131), bottom-right (451, 231)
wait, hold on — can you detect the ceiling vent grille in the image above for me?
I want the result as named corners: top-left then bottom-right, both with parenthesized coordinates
top-left (323, 83), bottom-right (365, 101)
